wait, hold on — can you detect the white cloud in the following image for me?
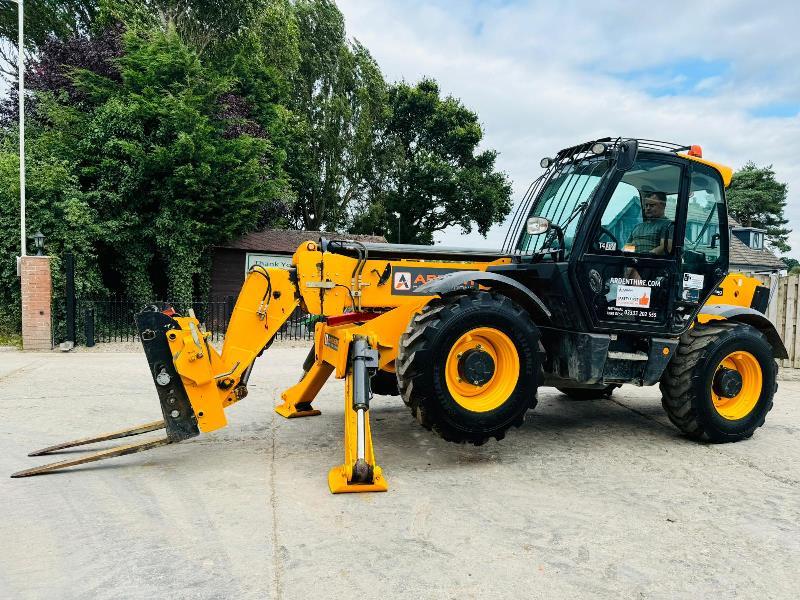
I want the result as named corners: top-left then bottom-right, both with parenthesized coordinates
top-left (338, 0), bottom-right (800, 255)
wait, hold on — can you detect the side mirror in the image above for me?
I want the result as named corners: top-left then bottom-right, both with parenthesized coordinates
top-left (616, 139), bottom-right (638, 172)
top-left (710, 232), bottom-right (720, 249)
top-left (527, 217), bottom-right (551, 235)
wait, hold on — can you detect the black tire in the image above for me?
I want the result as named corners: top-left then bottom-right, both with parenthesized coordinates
top-left (659, 322), bottom-right (777, 443)
top-left (370, 370), bottom-right (400, 396)
top-left (556, 385), bottom-right (618, 400)
top-left (396, 291), bottom-right (540, 445)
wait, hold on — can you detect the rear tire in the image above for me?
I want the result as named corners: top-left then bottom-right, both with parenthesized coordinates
top-left (660, 322), bottom-right (777, 443)
top-left (396, 291), bottom-right (540, 445)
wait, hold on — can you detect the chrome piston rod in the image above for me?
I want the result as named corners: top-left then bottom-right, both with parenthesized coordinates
top-left (351, 337), bottom-right (378, 481)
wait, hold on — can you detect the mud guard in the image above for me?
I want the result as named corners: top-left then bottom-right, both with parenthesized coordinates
top-left (699, 304), bottom-right (788, 359)
top-left (414, 270), bottom-right (551, 322)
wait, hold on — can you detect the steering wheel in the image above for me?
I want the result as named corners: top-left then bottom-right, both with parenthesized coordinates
top-left (598, 226), bottom-right (622, 251)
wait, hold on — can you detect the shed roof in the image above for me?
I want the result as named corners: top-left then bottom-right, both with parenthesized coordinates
top-left (217, 229), bottom-right (386, 253)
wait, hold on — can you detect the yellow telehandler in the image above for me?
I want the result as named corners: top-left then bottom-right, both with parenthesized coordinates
top-left (13, 138), bottom-right (787, 493)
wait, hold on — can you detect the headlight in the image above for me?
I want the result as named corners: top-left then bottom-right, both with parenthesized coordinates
top-left (526, 217), bottom-right (551, 235)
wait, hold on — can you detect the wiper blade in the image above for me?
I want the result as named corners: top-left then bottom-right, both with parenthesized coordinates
top-left (550, 200), bottom-right (588, 233)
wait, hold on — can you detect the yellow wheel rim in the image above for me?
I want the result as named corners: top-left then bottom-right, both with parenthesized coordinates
top-left (711, 351), bottom-right (762, 420)
top-left (445, 327), bottom-right (520, 412)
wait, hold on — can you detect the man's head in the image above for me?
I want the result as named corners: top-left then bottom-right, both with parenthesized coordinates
top-left (642, 191), bottom-right (667, 219)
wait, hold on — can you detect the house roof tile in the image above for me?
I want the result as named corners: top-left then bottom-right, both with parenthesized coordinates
top-left (729, 234), bottom-right (786, 271)
top-left (726, 215), bottom-right (785, 271)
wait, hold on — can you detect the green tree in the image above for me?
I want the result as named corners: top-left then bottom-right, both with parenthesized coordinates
top-left (351, 78), bottom-right (512, 245)
top-left (782, 257), bottom-right (800, 275)
top-left (0, 0), bottom-right (98, 79)
top-left (0, 25), bottom-right (291, 313)
top-left (287, 0), bottom-right (387, 230)
top-left (98, 0), bottom-right (266, 58)
top-left (0, 97), bottom-right (105, 334)
top-left (73, 28), bottom-right (291, 302)
top-left (0, 0), bottom-right (514, 338)
top-left (727, 162), bottom-right (791, 252)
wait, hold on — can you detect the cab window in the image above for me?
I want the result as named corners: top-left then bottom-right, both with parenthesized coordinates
top-left (685, 169), bottom-right (724, 264)
top-left (594, 160), bottom-right (682, 256)
top-left (518, 157), bottom-right (610, 257)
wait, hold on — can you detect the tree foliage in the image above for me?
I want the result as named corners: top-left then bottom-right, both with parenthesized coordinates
top-left (286, 0), bottom-right (387, 230)
top-left (99, 0), bottom-right (267, 59)
top-left (727, 162), bottom-right (791, 253)
top-left (0, 24), bottom-right (292, 330)
top-left (0, 0), bottom-right (98, 78)
top-left (782, 257), bottom-right (800, 274)
top-left (0, 0), bottom-right (512, 335)
top-left (351, 79), bottom-right (512, 244)
top-left (0, 117), bottom-right (102, 333)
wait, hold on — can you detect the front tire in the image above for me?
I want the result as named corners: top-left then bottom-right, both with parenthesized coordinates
top-left (396, 291), bottom-right (540, 445)
top-left (660, 322), bottom-right (777, 443)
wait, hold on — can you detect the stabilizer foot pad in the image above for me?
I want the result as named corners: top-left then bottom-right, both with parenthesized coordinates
top-left (328, 464), bottom-right (388, 494)
top-left (275, 404), bottom-right (321, 419)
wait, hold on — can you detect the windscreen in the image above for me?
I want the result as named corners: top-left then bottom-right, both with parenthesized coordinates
top-left (517, 157), bottom-right (610, 258)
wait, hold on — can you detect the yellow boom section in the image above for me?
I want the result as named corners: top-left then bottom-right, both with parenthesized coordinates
top-left (163, 240), bottom-right (508, 491)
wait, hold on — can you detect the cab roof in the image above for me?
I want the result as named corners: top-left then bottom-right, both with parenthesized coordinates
top-left (556, 138), bottom-right (733, 187)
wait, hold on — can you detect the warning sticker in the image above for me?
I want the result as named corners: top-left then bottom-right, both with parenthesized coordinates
top-left (616, 285), bottom-right (651, 308)
top-left (682, 288), bottom-right (701, 303)
top-left (683, 273), bottom-right (704, 289)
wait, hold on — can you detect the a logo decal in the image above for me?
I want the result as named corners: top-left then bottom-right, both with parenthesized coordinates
top-left (394, 271), bottom-right (412, 291)
top-left (616, 285), bottom-right (651, 308)
top-left (324, 333), bottom-right (339, 351)
top-left (389, 267), bottom-right (473, 295)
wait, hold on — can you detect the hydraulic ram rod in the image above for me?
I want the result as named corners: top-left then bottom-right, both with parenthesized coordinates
top-left (351, 337), bottom-right (376, 483)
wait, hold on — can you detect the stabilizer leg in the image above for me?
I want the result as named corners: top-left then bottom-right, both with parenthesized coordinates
top-left (328, 337), bottom-right (388, 493)
top-left (276, 353), bottom-right (333, 418)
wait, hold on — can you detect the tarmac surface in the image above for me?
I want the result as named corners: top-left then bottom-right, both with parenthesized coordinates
top-left (1, 347), bottom-right (798, 599)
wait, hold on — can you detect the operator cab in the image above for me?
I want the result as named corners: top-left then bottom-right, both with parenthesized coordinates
top-left (503, 138), bottom-right (730, 337)
top-left (491, 138), bottom-right (732, 386)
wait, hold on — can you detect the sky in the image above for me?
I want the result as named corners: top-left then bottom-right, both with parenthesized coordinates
top-left (337, 0), bottom-right (800, 256)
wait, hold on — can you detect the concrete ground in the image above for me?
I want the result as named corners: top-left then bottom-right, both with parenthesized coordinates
top-left (1, 347), bottom-right (798, 600)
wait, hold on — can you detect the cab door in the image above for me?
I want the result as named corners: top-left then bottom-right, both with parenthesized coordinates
top-left (676, 162), bottom-right (729, 319)
top-left (574, 157), bottom-right (687, 333)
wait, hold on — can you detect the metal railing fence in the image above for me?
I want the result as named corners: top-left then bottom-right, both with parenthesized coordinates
top-left (57, 297), bottom-right (316, 346)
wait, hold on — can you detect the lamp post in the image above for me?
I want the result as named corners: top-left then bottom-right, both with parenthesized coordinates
top-left (393, 212), bottom-right (401, 244)
top-left (32, 230), bottom-right (44, 256)
top-left (10, 0), bottom-right (25, 258)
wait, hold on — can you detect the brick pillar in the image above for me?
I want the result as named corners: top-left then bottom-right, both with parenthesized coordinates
top-left (20, 256), bottom-right (52, 351)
